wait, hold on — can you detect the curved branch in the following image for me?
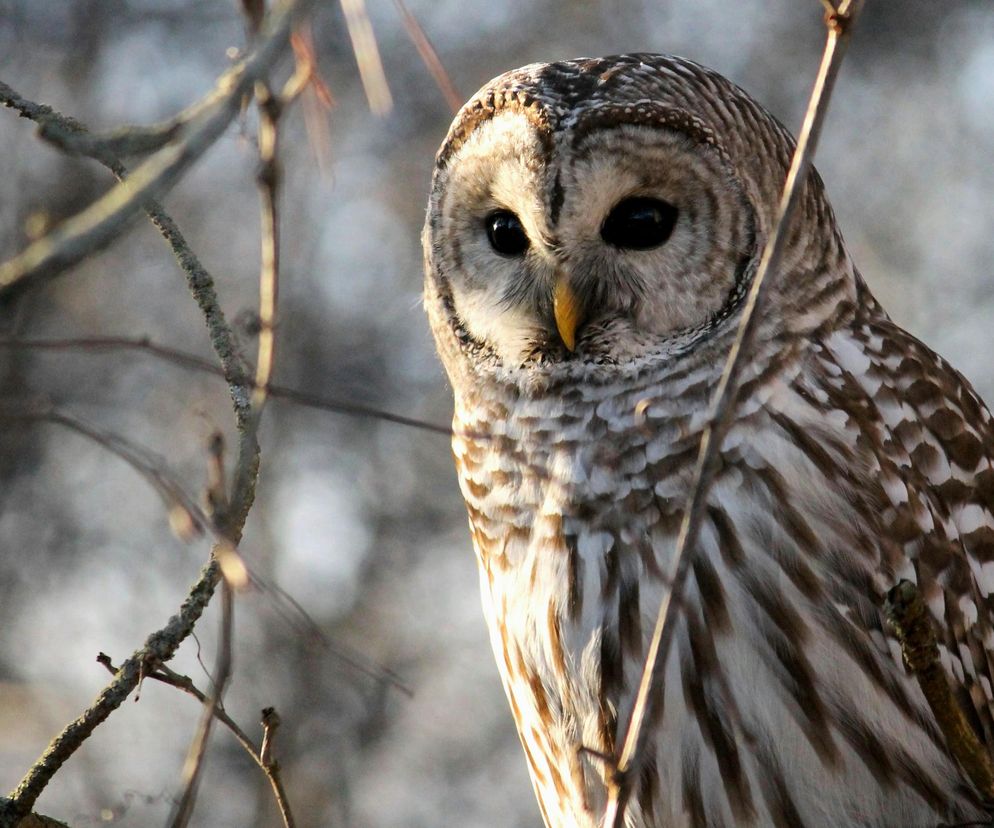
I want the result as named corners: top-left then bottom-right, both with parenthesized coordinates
top-left (0, 83), bottom-right (253, 427)
top-left (0, 560), bottom-right (221, 826)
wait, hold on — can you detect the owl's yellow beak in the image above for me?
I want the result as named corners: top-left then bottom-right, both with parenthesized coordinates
top-left (552, 277), bottom-right (583, 352)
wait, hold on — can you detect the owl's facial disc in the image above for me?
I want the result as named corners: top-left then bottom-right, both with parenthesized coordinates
top-left (429, 111), bottom-right (755, 369)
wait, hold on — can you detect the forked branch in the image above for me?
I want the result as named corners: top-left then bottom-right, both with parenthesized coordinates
top-left (167, 34), bottom-right (291, 823)
top-left (0, 4), bottom-right (317, 825)
top-left (0, 0), bottom-right (315, 299)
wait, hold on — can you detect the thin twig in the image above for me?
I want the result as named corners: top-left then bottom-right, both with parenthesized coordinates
top-left (232, 78), bottom-right (283, 518)
top-left (0, 336), bottom-right (453, 436)
top-left (1, 401), bottom-right (411, 701)
top-left (168, 582), bottom-right (235, 828)
top-left (39, 113), bottom-right (184, 160)
top-left (258, 707), bottom-right (294, 828)
top-left (0, 402), bottom-right (208, 541)
top-left (0, 8), bottom-right (318, 821)
top-left (259, 707), bottom-right (280, 766)
top-left (169, 10), bottom-right (293, 819)
top-left (290, 25), bottom-right (336, 175)
top-left (0, 405), bottom-right (265, 582)
top-left (394, 0), bottom-right (461, 114)
top-left (0, 81), bottom-right (188, 161)
top-left (94, 654), bottom-right (280, 803)
top-left (602, 2), bottom-right (865, 824)
top-left (245, 570), bottom-right (413, 695)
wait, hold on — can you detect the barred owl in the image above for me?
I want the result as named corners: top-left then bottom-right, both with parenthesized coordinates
top-left (423, 54), bottom-right (994, 826)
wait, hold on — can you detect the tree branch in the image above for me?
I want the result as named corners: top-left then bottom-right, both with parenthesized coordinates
top-left (0, 560), bottom-right (221, 826)
top-left (0, 6), bottom-right (322, 824)
top-left (339, 0), bottom-right (393, 116)
top-left (96, 653), bottom-right (299, 826)
top-left (169, 9), bottom-right (296, 820)
top-left (0, 0), bottom-right (314, 301)
top-left (0, 83), bottom-right (253, 427)
top-left (394, 0), bottom-right (461, 114)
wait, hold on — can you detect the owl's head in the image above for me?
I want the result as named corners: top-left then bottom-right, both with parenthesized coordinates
top-left (424, 54), bottom-right (846, 382)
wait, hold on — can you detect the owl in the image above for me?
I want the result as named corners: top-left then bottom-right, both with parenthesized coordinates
top-left (423, 54), bottom-right (994, 827)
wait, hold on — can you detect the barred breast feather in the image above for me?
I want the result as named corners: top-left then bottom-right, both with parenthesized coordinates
top-left (451, 279), bottom-right (993, 827)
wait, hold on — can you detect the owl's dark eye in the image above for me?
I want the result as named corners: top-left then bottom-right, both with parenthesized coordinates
top-left (485, 210), bottom-right (529, 256)
top-left (601, 197), bottom-right (678, 250)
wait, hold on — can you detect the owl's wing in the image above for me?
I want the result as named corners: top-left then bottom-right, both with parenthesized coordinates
top-left (815, 281), bottom-right (994, 752)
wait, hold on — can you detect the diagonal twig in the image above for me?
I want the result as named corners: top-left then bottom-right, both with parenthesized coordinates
top-left (95, 654), bottom-right (296, 828)
top-left (0, 335), bottom-right (455, 435)
top-left (394, 0), bottom-right (461, 114)
top-left (167, 580), bottom-right (235, 828)
top-left (0, 402), bottom-right (207, 542)
top-left (602, 2), bottom-right (865, 824)
top-left (0, 400), bottom-right (412, 701)
top-left (0, 559), bottom-right (222, 827)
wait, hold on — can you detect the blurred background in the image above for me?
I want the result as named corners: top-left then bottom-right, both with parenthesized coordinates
top-left (1, 1), bottom-right (993, 826)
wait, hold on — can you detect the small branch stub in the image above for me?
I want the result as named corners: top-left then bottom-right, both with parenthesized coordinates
top-left (885, 579), bottom-right (994, 801)
top-left (260, 707), bottom-right (281, 768)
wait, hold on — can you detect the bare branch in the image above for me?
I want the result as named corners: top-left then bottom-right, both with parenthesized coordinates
top-left (168, 583), bottom-right (235, 828)
top-left (1, 401), bottom-right (411, 705)
top-left (603, 3), bottom-right (865, 824)
top-left (0, 402), bottom-right (209, 541)
top-left (0, 84), bottom-right (253, 429)
top-left (169, 9), bottom-right (298, 817)
top-left (0, 559), bottom-right (222, 826)
top-left (0, 0), bottom-right (315, 298)
top-left (231, 78), bottom-right (284, 521)
top-left (0, 6), bottom-right (329, 824)
top-left (245, 570), bottom-right (413, 695)
top-left (0, 405), bottom-right (277, 577)
top-left (94, 654), bottom-right (265, 778)
top-left (259, 707), bottom-right (295, 828)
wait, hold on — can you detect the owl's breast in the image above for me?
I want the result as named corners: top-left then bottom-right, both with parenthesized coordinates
top-left (449, 351), bottom-right (989, 827)
top-left (451, 378), bottom-right (705, 824)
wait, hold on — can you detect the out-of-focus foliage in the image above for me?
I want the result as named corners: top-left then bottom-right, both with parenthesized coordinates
top-left (1, 1), bottom-right (992, 826)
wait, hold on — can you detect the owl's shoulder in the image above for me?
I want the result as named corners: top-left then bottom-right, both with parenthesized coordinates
top-left (792, 293), bottom-right (994, 747)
